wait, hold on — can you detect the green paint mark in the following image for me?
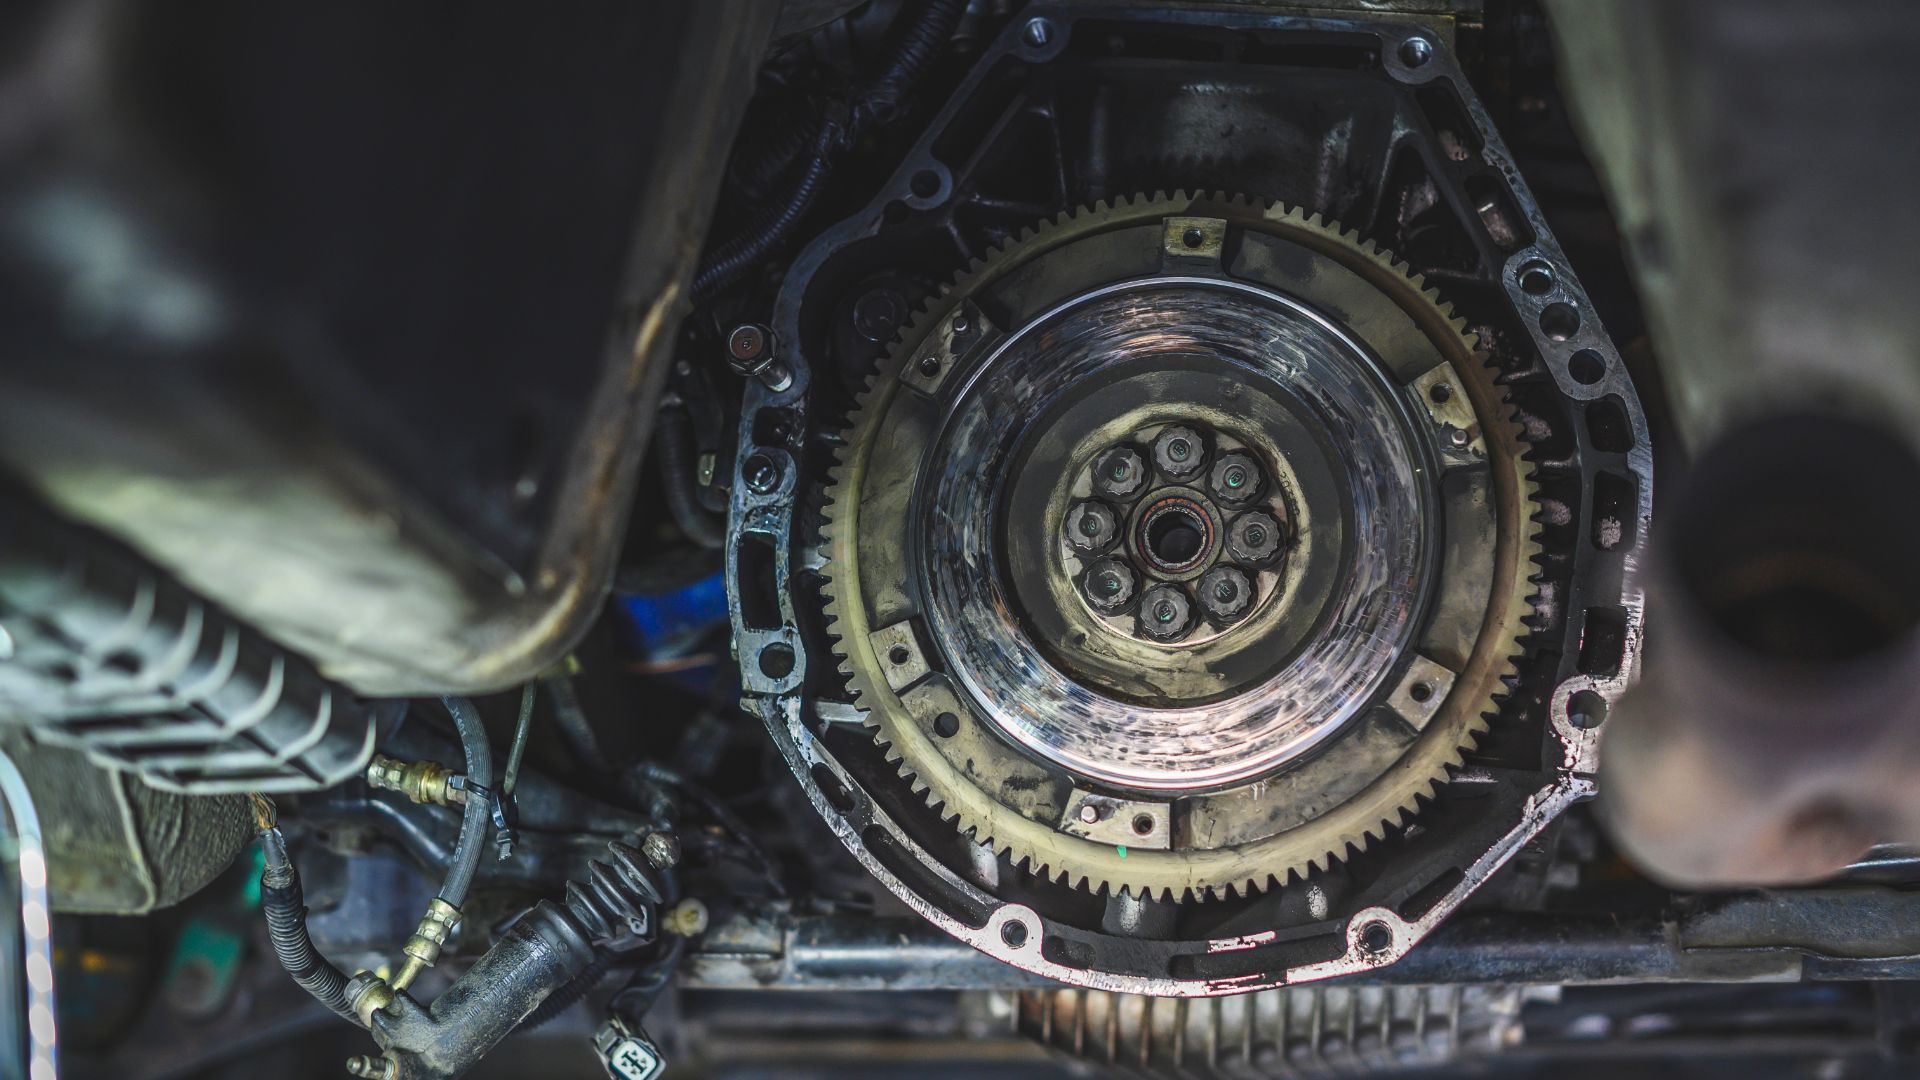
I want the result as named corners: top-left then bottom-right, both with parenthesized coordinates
top-left (1115, 845), bottom-right (1129, 858)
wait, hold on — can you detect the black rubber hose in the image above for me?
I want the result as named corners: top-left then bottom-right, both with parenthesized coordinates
top-left (259, 827), bottom-right (360, 1025)
top-left (439, 695), bottom-right (494, 907)
top-left (654, 405), bottom-right (726, 549)
top-left (693, 0), bottom-right (966, 300)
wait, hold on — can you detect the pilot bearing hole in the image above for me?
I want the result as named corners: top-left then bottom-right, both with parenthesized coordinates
top-left (1409, 681), bottom-right (1433, 703)
top-left (1145, 505), bottom-right (1206, 566)
top-left (1428, 382), bottom-right (1452, 405)
top-left (933, 712), bottom-right (959, 738)
top-left (887, 643), bottom-right (911, 665)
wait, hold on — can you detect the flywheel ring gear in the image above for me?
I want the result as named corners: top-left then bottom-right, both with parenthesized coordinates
top-left (822, 193), bottom-right (1541, 900)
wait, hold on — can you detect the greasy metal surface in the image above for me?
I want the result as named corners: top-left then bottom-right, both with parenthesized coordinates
top-left (824, 194), bottom-right (1540, 899)
top-left (730, 6), bottom-right (1652, 994)
top-left (917, 278), bottom-right (1428, 789)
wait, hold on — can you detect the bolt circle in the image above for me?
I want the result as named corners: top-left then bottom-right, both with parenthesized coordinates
top-left (1208, 451), bottom-right (1265, 508)
top-left (1137, 584), bottom-right (1195, 642)
top-left (1198, 565), bottom-right (1254, 621)
top-left (1152, 424), bottom-right (1208, 480)
top-left (1226, 510), bottom-right (1283, 565)
top-left (1065, 501), bottom-right (1120, 553)
top-left (1092, 445), bottom-right (1148, 500)
top-left (1082, 557), bottom-right (1137, 613)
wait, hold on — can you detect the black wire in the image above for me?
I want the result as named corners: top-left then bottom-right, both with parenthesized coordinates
top-left (692, 0), bottom-right (967, 301)
top-left (654, 404), bottom-right (726, 549)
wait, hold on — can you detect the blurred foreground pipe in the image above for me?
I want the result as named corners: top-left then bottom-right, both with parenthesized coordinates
top-left (1599, 415), bottom-right (1920, 886)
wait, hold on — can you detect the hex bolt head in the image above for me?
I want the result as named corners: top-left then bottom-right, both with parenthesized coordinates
top-left (1199, 565), bottom-right (1254, 621)
top-left (642, 831), bottom-right (681, 870)
top-left (851, 288), bottom-right (906, 343)
top-left (1137, 584), bottom-right (1195, 642)
top-left (1227, 510), bottom-right (1283, 565)
top-left (1082, 557), bottom-right (1137, 613)
top-left (1065, 500), bottom-right (1120, 553)
top-left (726, 323), bottom-right (793, 391)
top-left (1091, 445), bottom-right (1148, 500)
top-left (1078, 803), bottom-right (1101, 825)
top-left (1152, 425), bottom-right (1207, 480)
top-left (726, 323), bottom-right (769, 366)
top-left (1208, 451), bottom-right (1265, 508)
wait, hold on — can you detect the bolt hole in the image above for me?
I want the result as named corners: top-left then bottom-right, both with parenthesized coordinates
top-left (1359, 920), bottom-right (1394, 954)
top-left (1131, 813), bottom-right (1155, 836)
top-left (1427, 383), bottom-right (1452, 405)
top-left (917, 356), bottom-right (941, 378)
top-left (758, 642), bottom-right (796, 680)
top-left (1182, 227), bottom-right (1205, 249)
top-left (1568, 688), bottom-right (1608, 729)
top-left (1398, 36), bottom-right (1433, 68)
top-left (887, 643), bottom-right (911, 666)
top-left (1568, 348), bottom-right (1607, 386)
top-left (910, 169), bottom-right (942, 199)
top-left (933, 712), bottom-right (960, 739)
top-left (1540, 302), bottom-right (1581, 342)
top-left (1516, 260), bottom-right (1556, 296)
top-left (1000, 920), bottom-right (1030, 948)
top-left (1409, 682), bottom-right (1433, 704)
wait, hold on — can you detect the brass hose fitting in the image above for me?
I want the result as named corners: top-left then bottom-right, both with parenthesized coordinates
top-left (366, 755), bottom-right (465, 807)
top-left (391, 898), bottom-right (462, 991)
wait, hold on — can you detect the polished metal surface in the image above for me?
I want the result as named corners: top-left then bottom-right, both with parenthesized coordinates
top-left (920, 278), bottom-right (1430, 791)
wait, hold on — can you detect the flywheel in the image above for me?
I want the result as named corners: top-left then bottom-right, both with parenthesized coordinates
top-left (821, 193), bottom-right (1541, 900)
